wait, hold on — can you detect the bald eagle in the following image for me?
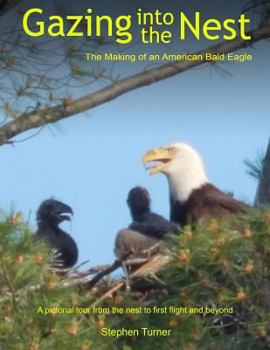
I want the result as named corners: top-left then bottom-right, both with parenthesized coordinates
top-left (114, 187), bottom-right (177, 264)
top-left (36, 199), bottom-right (78, 268)
top-left (127, 186), bottom-right (179, 239)
top-left (143, 143), bottom-right (248, 226)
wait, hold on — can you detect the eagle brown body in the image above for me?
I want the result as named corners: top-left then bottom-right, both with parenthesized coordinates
top-left (170, 183), bottom-right (248, 226)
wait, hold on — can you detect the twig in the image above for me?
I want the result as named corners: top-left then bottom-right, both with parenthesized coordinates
top-left (85, 260), bottom-right (122, 289)
top-left (90, 254), bottom-right (172, 307)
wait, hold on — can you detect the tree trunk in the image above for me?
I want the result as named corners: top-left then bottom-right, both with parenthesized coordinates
top-left (255, 139), bottom-right (270, 207)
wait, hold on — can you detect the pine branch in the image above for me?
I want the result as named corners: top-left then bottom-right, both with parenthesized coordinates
top-left (0, 259), bottom-right (121, 303)
top-left (1, 22), bottom-right (270, 145)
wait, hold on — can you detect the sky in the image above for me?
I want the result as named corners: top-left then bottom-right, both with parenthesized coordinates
top-left (0, 0), bottom-right (269, 266)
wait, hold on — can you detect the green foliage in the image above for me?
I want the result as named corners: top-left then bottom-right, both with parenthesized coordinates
top-left (0, 210), bottom-right (270, 349)
top-left (108, 211), bottom-right (270, 350)
top-left (244, 150), bottom-right (264, 180)
top-left (0, 212), bottom-right (114, 350)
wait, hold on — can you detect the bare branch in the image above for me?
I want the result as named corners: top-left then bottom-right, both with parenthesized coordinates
top-left (85, 260), bottom-right (121, 289)
top-left (0, 23), bottom-right (270, 145)
top-left (90, 254), bottom-right (172, 307)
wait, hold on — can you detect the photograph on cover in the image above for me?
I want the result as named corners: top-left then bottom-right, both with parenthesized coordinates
top-left (0, 0), bottom-right (269, 349)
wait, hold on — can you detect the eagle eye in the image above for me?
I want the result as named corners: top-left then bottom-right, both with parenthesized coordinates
top-left (167, 147), bottom-right (176, 154)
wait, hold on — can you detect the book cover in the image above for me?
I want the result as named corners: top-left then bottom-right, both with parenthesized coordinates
top-left (0, 0), bottom-right (269, 349)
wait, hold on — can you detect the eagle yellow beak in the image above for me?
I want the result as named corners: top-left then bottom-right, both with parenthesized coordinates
top-left (143, 148), bottom-right (173, 175)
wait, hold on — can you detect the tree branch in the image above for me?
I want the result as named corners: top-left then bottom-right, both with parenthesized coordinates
top-left (1, 22), bottom-right (270, 145)
top-left (0, 0), bottom-right (20, 16)
top-left (85, 260), bottom-right (121, 289)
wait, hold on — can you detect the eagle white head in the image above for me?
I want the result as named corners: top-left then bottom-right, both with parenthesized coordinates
top-left (143, 142), bottom-right (209, 202)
